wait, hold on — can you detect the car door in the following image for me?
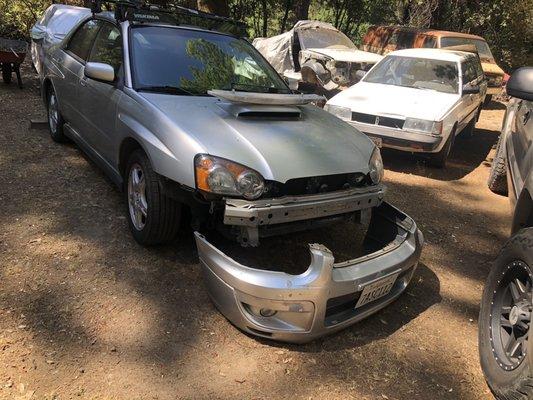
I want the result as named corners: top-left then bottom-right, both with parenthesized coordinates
top-left (77, 21), bottom-right (124, 166)
top-left (54, 19), bottom-right (102, 127)
top-left (458, 58), bottom-right (479, 130)
top-left (509, 100), bottom-right (533, 193)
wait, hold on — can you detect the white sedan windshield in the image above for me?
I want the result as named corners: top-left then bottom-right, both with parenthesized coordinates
top-left (298, 28), bottom-right (356, 49)
top-left (363, 55), bottom-right (459, 94)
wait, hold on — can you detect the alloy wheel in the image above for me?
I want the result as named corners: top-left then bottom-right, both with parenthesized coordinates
top-left (490, 260), bottom-right (532, 371)
top-left (128, 163), bottom-right (148, 231)
top-left (48, 93), bottom-right (59, 133)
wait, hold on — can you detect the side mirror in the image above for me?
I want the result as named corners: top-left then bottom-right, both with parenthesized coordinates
top-left (84, 62), bottom-right (115, 83)
top-left (462, 84), bottom-right (480, 95)
top-left (506, 67), bottom-right (533, 101)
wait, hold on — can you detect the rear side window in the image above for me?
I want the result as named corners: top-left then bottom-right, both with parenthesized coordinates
top-left (88, 23), bottom-right (123, 75)
top-left (67, 19), bottom-right (101, 61)
top-left (422, 36), bottom-right (436, 48)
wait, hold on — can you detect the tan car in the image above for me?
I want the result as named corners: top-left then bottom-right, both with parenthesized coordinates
top-left (361, 25), bottom-right (505, 104)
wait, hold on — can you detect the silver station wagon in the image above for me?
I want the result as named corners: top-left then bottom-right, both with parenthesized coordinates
top-left (37, 1), bottom-right (423, 343)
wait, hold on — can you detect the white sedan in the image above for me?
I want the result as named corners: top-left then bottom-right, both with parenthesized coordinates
top-left (325, 48), bottom-right (487, 167)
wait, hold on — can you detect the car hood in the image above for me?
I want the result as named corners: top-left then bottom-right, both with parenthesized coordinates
top-left (141, 94), bottom-right (375, 183)
top-left (481, 61), bottom-right (504, 76)
top-left (327, 82), bottom-right (460, 121)
top-left (306, 47), bottom-right (384, 64)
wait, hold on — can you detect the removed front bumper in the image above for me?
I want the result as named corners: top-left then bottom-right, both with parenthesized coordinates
top-left (195, 201), bottom-right (423, 343)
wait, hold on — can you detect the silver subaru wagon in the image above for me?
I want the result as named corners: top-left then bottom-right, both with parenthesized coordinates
top-left (37, 4), bottom-right (423, 343)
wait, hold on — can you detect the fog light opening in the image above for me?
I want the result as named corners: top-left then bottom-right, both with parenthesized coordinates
top-left (259, 308), bottom-right (277, 317)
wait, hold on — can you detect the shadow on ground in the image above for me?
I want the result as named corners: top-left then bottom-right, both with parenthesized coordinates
top-left (382, 127), bottom-right (500, 181)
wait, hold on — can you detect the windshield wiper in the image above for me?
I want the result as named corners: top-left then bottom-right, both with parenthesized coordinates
top-left (137, 85), bottom-right (198, 96)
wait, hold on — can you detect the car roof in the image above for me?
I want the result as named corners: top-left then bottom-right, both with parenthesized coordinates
top-left (370, 25), bottom-right (486, 41)
top-left (387, 48), bottom-right (474, 62)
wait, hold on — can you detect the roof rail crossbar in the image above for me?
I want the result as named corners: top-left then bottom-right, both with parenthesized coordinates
top-left (89, 0), bottom-right (247, 36)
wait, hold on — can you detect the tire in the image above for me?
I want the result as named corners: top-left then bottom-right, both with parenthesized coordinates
top-left (429, 127), bottom-right (455, 168)
top-left (462, 116), bottom-right (476, 137)
top-left (479, 228), bottom-right (533, 400)
top-left (124, 150), bottom-right (181, 245)
top-left (488, 134), bottom-right (508, 195)
top-left (484, 94), bottom-right (493, 108)
top-left (2, 63), bottom-right (12, 84)
top-left (46, 87), bottom-right (67, 142)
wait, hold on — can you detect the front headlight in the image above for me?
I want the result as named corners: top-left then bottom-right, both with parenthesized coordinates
top-left (195, 155), bottom-right (265, 200)
top-left (404, 118), bottom-right (442, 135)
top-left (324, 104), bottom-right (352, 120)
top-left (369, 147), bottom-right (384, 184)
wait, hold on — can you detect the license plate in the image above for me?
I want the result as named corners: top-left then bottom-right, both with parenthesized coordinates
top-left (370, 136), bottom-right (382, 148)
top-left (355, 273), bottom-right (398, 309)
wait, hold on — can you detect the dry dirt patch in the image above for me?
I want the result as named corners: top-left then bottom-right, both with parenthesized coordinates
top-left (0, 66), bottom-right (510, 399)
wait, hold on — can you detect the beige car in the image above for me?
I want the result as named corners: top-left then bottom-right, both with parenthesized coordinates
top-left (361, 25), bottom-right (505, 104)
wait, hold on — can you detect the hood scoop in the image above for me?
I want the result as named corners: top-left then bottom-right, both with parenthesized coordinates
top-left (217, 102), bottom-right (302, 119)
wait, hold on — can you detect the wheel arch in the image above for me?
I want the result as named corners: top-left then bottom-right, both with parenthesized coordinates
top-left (118, 137), bottom-right (148, 179)
top-left (512, 188), bottom-right (533, 234)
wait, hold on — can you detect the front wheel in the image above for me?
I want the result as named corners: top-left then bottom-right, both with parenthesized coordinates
top-left (429, 129), bottom-right (455, 168)
top-left (479, 228), bottom-right (533, 399)
top-left (125, 150), bottom-right (181, 245)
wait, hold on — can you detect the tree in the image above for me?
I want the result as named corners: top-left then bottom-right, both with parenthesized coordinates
top-left (197, 0), bottom-right (229, 16)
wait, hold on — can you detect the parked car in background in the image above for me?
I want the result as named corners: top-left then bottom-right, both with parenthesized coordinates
top-left (325, 48), bottom-right (487, 167)
top-left (38, 4), bottom-right (423, 343)
top-left (253, 20), bottom-right (383, 95)
top-left (480, 67), bottom-right (533, 399)
top-left (361, 25), bottom-right (505, 105)
top-left (30, 4), bottom-right (90, 80)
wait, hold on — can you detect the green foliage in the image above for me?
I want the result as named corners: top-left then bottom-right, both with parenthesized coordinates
top-left (0, 0), bottom-right (530, 70)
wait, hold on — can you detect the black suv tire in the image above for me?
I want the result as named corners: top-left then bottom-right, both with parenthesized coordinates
top-left (488, 134), bottom-right (508, 195)
top-left (124, 150), bottom-right (181, 245)
top-left (479, 228), bottom-right (533, 399)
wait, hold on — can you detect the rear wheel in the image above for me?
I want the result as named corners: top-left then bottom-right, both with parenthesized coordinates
top-left (2, 63), bottom-right (12, 84)
top-left (47, 87), bottom-right (67, 142)
top-left (479, 228), bottom-right (533, 399)
top-left (488, 134), bottom-right (508, 195)
top-left (125, 150), bottom-right (181, 245)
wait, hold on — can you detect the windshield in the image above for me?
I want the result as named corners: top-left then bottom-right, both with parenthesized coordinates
top-left (130, 26), bottom-right (290, 95)
top-left (440, 37), bottom-right (494, 61)
top-left (298, 27), bottom-right (355, 50)
top-left (363, 55), bottom-right (459, 94)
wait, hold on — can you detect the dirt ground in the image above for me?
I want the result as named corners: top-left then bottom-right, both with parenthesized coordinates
top-left (0, 65), bottom-right (512, 400)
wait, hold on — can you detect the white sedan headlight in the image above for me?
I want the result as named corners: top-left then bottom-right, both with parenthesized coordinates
top-left (369, 147), bottom-right (384, 184)
top-left (195, 155), bottom-right (265, 200)
top-left (404, 118), bottom-right (443, 135)
top-left (324, 104), bottom-right (352, 120)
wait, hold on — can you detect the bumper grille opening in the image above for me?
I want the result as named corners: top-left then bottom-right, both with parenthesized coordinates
top-left (352, 112), bottom-right (404, 129)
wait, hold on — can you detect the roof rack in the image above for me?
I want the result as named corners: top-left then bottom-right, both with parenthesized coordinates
top-left (89, 0), bottom-right (247, 37)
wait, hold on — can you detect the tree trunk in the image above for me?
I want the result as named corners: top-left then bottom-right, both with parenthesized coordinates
top-left (294, 0), bottom-right (311, 20)
top-left (280, 0), bottom-right (292, 33)
top-left (261, 0), bottom-right (268, 36)
top-left (197, 0), bottom-right (229, 16)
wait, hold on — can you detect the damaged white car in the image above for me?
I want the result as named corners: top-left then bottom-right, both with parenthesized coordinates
top-left (253, 20), bottom-right (383, 94)
top-left (37, 1), bottom-right (422, 343)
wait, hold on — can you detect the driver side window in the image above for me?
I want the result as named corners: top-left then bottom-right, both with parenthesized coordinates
top-left (462, 59), bottom-right (477, 84)
top-left (88, 22), bottom-right (123, 77)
